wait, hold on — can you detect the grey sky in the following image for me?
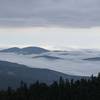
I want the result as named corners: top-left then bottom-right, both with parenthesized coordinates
top-left (0, 0), bottom-right (100, 49)
top-left (0, 0), bottom-right (100, 27)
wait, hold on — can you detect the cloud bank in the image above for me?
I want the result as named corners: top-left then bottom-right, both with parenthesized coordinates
top-left (0, 0), bottom-right (100, 27)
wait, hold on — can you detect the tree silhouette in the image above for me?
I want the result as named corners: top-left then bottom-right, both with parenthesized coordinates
top-left (0, 74), bottom-right (100, 100)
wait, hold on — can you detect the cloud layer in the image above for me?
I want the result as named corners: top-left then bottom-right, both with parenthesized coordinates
top-left (0, 0), bottom-right (100, 27)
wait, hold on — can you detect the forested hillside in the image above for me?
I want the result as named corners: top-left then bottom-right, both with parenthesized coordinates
top-left (0, 74), bottom-right (100, 100)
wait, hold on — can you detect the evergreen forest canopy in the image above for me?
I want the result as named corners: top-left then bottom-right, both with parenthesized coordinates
top-left (0, 74), bottom-right (100, 100)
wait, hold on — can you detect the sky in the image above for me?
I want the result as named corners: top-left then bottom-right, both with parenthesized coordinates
top-left (0, 0), bottom-right (100, 50)
top-left (0, 27), bottom-right (100, 50)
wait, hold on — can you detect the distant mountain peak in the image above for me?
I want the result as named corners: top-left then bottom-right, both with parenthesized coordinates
top-left (0, 46), bottom-right (49, 54)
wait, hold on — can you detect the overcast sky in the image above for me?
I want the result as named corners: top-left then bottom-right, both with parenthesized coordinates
top-left (0, 0), bottom-right (100, 49)
top-left (0, 0), bottom-right (100, 27)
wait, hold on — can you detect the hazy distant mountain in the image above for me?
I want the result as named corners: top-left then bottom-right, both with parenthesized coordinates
top-left (0, 61), bottom-right (85, 89)
top-left (0, 47), bottom-right (20, 52)
top-left (0, 48), bottom-right (100, 76)
top-left (84, 57), bottom-right (100, 61)
top-left (0, 47), bottom-right (49, 54)
top-left (33, 55), bottom-right (62, 60)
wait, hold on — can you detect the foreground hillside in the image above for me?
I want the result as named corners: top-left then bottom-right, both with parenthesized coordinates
top-left (0, 61), bottom-right (83, 89)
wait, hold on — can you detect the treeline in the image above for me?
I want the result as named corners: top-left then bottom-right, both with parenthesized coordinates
top-left (0, 74), bottom-right (100, 100)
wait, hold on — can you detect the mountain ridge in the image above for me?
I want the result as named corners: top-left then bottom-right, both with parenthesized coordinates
top-left (0, 46), bottom-right (49, 54)
top-left (0, 60), bottom-right (87, 89)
